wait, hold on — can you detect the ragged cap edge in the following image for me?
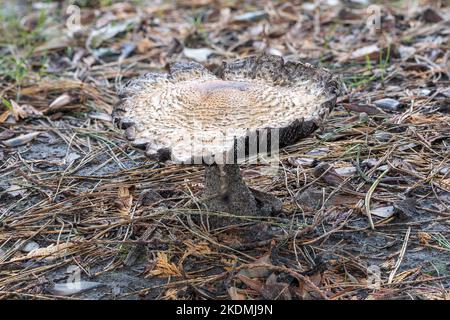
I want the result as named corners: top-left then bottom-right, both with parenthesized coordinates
top-left (219, 54), bottom-right (342, 98)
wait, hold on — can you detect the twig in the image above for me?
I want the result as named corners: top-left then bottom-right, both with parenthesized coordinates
top-left (388, 227), bottom-right (411, 284)
top-left (365, 167), bottom-right (390, 229)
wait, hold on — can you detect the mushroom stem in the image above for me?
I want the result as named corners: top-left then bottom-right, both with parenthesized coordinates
top-left (203, 163), bottom-right (258, 224)
top-left (202, 164), bottom-right (282, 227)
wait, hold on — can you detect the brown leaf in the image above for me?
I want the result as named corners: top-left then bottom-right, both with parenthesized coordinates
top-left (261, 273), bottom-right (292, 300)
top-left (228, 287), bottom-right (247, 300)
top-left (183, 240), bottom-right (211, 258)
top-left (343, 103), bottom-right (381, 115)
top-left (238, 254), bottom-right (272, 278)
top-left (5, 185), bottom-right (27, 197)
top-left (0, 110), bottom-right (10, 124)
top-left (10, 101), bottom-right (42, 121)
top-left (295, 271), bottom-right (324, 300)
top-left (136, 38), bottom-right (155, 53)
top-left (314, 163), bottom-right (352, 188)
top-left (116, 186), bottom-right (133, 218)
top-left (288, 157), bottom-right (315, 167)
top-left (147, 252), bottom-right (182, 277)
top-left (236, 274), bottom-right (264, 292)
top-left (422, 7), bottom-right (443, 23)
top-left (0, 129), bottom-right (15, 140)
top-left (10, 100), bottom-right (28, 121)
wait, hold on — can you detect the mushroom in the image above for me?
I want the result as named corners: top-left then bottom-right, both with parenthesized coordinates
top-left (113, 55), bottom-right (341, 227)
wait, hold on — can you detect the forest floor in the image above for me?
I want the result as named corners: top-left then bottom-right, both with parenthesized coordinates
top-left (0, 0), bottom-right (449, 300)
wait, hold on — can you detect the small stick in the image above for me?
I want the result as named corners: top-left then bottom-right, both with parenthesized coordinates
top-left (388, 227), bottom-right (411, 284)
top-left (365, 167), bottom-right (389, 230)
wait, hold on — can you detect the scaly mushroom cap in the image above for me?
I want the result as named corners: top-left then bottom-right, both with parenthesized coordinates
top-left (113, 55), bottom-right (341, 163)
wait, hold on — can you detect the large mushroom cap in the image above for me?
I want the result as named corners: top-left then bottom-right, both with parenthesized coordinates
top-left (113, 55), bottom-right (341, 163)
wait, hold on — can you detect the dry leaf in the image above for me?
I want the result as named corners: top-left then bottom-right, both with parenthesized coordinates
top-left (6, 101), bottom-right (42, 121)
top-left (148, 251), bottom-right (182, 277)
top-left (381, 258), bottom-right (396, 270)
top-left (392, 267), bottom-right (420, 283)
top-left (137, 38), bottom-right (155, 53)
top-left (116, 186), bottom-right (133, 218)
top-left (238, 254), bottom-right (272, 278)
top-left (288, 157), bottom-right (315, 167)
top-left (10, 100), bottom-right (28, 121)
top-left (261, 273), bottom-right (292, 300)
top-left (221, 256), bottom-right (238, 271)
top-left (2, 132), bottom-right (41, 147)
top-left (236, 274), bottom-right (264, 292)
top-left (183, 240), bottom-right (211, 258)
top-left (228, 287), bottom-right (246, 300)
top-left (178, 241), bottom-right (213, 270)
top-left (5, 185), bottom-right (26, 197)
top-left (0, 110), bottom-right (10, 124)
top-left (162, 288), bottom-right (179, 300)
top-left (0, 129), bottom-right (14, 140)
top-left (24, 241), bottom-right (75, 261)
